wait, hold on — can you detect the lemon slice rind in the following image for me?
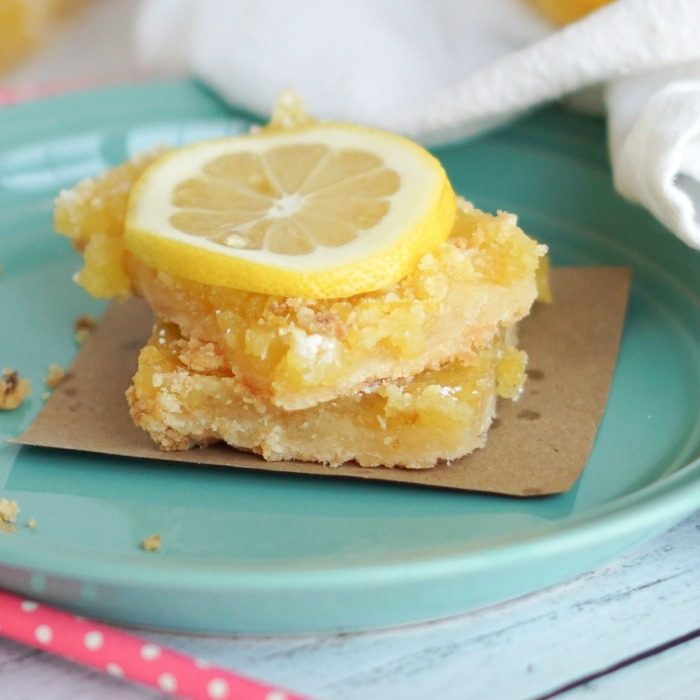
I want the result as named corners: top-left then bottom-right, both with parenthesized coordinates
top-left (125, 123), bottom-right (456, 299)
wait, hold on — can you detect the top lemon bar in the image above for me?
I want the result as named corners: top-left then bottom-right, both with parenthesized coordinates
top-left (55, 98), bottom-right (546, 410)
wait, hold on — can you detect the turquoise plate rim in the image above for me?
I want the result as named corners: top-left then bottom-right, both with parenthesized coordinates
top-left (0, 456), bottom-right (696, 588)
top-left (1, 79), bottom-right (699, 609)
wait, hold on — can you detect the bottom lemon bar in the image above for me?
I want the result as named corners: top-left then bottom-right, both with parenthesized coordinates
top-left (127, 322), bottom-right (527, 469)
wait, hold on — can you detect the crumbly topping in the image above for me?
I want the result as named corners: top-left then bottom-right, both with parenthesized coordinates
top-left (74, 314), bottom-right (97, 344)
top-left (44, 363), bottom-right (66, 388)
top-left (496, 346), bottom-right (528, 399)
top-left (0, 368), bottom-right (31, 410)
top-left (295, 307), bottom-right (347, 339)
top-left (269, 89), bottom-right (315, 129)
top-left (54, 148), bottom-right (166, 298)
top-left (141, 534), bottom-right (162, 552)
top-left (290, 329), bottom-right (340, 366)
top-left (176, 340), bottom-right (225, 373)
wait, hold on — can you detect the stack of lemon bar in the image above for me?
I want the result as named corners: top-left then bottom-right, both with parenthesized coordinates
top-left (55, 99), bottom-right (547, 469)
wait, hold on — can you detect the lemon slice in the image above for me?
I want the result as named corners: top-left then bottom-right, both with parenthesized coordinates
top-left (125, 123), bottom-right (455, 299)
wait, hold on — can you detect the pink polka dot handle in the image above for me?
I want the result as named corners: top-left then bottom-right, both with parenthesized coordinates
top-left (0, 589), bottom-right (310, 700)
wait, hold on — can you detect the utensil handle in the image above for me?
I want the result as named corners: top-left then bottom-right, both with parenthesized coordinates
top-left (0, 589), bottom-right (308, 699)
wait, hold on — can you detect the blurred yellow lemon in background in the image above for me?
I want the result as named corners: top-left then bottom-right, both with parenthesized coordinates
top-left (532, 0), bottom-right (613, 25)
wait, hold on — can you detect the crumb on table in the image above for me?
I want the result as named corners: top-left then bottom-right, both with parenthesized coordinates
top-left (27, 517), bottom-right (37, 530)
top-left (0, 369), bottom-right (31, 410)
top-left (44, 363), bottom-right (66, 388)
top-left (74, 314), bottom-right (97, 344)
top-left (140, 534), bottom-right (162, 552)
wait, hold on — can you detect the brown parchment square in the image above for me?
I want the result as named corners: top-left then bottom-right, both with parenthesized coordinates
top-left (15, 266), bottom-right (630, 496)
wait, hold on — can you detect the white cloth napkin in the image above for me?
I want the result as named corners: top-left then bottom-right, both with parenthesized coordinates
top-left (136, 0), bottom-right (700, 249)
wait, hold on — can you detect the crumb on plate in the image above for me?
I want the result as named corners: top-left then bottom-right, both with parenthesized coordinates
top-left (140, 533), bottom-right (162, 552)
top-left (0, 498), bottom-right (20, 524)
top-left (44, 363), bottom-right (66, 388)
top-left (74, 314), bottom-right (97, 344)
top-left (0, 369), bottom-right (31, 410)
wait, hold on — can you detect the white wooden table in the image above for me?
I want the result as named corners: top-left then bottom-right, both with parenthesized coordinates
top-left (0, 510), bottom-right (697, 699)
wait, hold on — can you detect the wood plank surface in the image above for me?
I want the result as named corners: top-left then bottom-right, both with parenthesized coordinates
top-left (560, 634), bottom-right (700, 700)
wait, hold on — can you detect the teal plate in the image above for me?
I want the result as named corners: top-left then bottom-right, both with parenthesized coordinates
top-left (1, 80), bottom-right (699, 634)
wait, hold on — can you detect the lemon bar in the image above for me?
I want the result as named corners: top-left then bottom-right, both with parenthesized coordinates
top-left (55, 154), bottom-right (545, 409)
top-left (55, 97), bottom-right (548, 469)
top-left (127, 321), bottom-right (527, 469)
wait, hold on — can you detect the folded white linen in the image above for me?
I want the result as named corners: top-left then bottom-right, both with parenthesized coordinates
top-left (607, 61), bottom-right (700, 248)
top-left (136, 0), bottom-right (700, 249)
